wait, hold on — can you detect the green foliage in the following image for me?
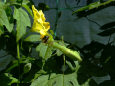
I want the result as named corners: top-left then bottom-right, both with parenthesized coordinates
top-left (0, 73), bottom-right (19, 86)
top-left (0, 0), bottom-right (115, 86)
top-left (0, 2), bottom-right (13, 32)
top-left (0, 54), bottom-right (13, 71)
top-left (31, 61), bottom-right (80, 86)
top-left (13, 7), bottom-right (31, 42)
top-left (22, 4), bottom-right (33, 17)
top-left (25, 34), bottom-right (41, 42)
top-left (31, 73), bottom-right (80, 86)
top-left (36, 43), bottom-right (52, 60)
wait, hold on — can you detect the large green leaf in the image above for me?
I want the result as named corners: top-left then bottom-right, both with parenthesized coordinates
top-left (30, 75), bottom-right (49, 86)
top-left (0, 3), bottom-right (13, 32)
top-left (31, 61), bottom-right (82, 86)
top-left (36, 43), bottom-right (52, 60)
top-left (31, 73), bottom-right (80, 86)
top-left (13, 7), bottom-right (31, 41)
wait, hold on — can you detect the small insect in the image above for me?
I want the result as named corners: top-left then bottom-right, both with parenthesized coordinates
top-left (42, 35), bottom-right (49, 43)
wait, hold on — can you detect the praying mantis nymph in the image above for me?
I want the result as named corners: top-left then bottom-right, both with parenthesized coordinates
top-left (31, 5), bottom-right (82, 62)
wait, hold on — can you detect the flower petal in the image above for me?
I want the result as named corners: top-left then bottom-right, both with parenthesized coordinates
top-left (32, 5), bottom-right (45, 24)
top-left (43, 22), bottom-right (50, 31)
top-left (31, 5), bottom-right (50, 38)
top-left (38, 10), bottom-right (45, 22)
top-left (31, 20), bottom-right (43, 32)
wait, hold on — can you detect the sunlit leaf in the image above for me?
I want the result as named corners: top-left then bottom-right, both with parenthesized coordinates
top-left (0, 3), bottom-right (13, 32)
top-left (22, 0), bottom-right (30, 5)
top-left (31, 72), bottom-right (80, 86)
top-left (22, 4), bottom-right (33, 17)
top-left (36, 43), bottom-right (52, 60)
top-left (30, 75), bottom-right (49, 86)
top-left (13, 7), bottom-right (31, 41)
top-left (56, 49), bottom-right (63, 56)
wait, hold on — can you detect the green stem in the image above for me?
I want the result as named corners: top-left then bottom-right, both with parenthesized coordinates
top-left (17, 42), bottom-right (21, 86)
top-left (17, 43), bottom-right (20, 59)
top-left (72, 0), bottom-right (115, 14)
top-left (49, 41), bottom-right (82, 62)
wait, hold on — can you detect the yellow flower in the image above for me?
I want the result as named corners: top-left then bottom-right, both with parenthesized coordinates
top-left (31, 5), bottom-right (50, 39)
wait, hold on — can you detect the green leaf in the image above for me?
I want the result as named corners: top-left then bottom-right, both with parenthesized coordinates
top-left (30, 75), bottom-right (49, 86)
top-left (6, 0), bottom-right (25, 5)
top-left (56, 49), bottom-right (63, 56)
top-left (22, 4), bottom-right (33, 17)
top-left (13, 7), bottom-right (31, 42)
top-left (31, 72), bottom-right (80, 86)
top-left (6, 0), bottom-right (17, 4)
top-left (0, 3), bottom-right (13, 32)
top-left (48, 74), bottom-right (63, 86)
top-left (64, 73), bottom-right (80, 86)
top-left (0, 73), bottom-right (19, 86)
top-left (0, 52), bottom-right (13, 72)
top-left (25, 34), bottom-right (41, 42)
top-left (22, 0), bottom-right (33, 17)
top-left (36, 43), bottom-right (52, 60)
top-left (22, 0), bottom-right (30, 5)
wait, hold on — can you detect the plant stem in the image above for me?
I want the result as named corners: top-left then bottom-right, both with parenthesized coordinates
top-left (49, 41), bottom-right (82, 62)
top-left (63, 55), bottom-right (65, 86)
top-left (17, 42), bottom-right (21, 86)
top-left (17, 43), bottom-right (20, 59)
